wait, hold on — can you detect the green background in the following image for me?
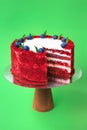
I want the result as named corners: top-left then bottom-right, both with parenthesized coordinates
top-left (0, 0), bottom-right (87, 130)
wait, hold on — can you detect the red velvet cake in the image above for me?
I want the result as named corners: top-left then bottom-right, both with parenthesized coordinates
top-left (10, 33), bottom-right (75, 88)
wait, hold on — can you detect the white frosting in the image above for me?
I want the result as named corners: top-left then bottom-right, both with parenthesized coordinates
top-left (23, 38), bottom-right (70, 52)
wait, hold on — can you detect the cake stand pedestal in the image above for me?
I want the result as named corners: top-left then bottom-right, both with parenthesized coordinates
top-left (4, 65), bottom-right (82, 112)
top-left (33, 88), bottom-right (54, 112)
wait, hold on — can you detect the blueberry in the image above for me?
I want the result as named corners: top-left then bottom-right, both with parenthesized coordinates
top-left (61, 42), bottom-right (67, 48)
top-left (53, 35), bottom-right (58, 39)
top-left (23, 46), bottom-right (30, 50)
top-left (26, 35), bottom-right (33, 40)
top-left (15, 41), bottom-right (21, 47)
top-left (62, 38), bottom-right (66, 42)
top-left (18, 38), bottom-right (24, 42)
top-left (38, 48), bottom-right (44, 52)
top-left (40, 34), bottom-right (46, 38)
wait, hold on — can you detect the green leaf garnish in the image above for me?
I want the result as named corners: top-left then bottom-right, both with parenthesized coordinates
top-left (22, 34), bottom-right (26, 38)
top-left (66, 37), bottom-right (69, 43)
top-left (29, 33), bottom-right (32, 36)
top-left (34, 46), bottom-right (38, 52)
top-left (44, 30), bottom-right (47, 35)
top-left (15, 39), bottom-right (18, 42)
top-left (19, 43), bottom-right (24, 49)
top-left (58, 34), bottom-right (62, 39)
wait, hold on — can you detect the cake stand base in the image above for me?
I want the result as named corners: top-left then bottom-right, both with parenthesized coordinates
top-left (33, 88), bottom-right (54, 112)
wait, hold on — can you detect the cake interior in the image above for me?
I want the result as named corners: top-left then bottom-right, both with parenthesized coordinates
top-left (45, 48), bottom-right (74, 86)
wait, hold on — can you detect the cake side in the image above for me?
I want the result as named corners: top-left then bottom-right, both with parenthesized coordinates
top-left (11, 40), bottom-right (47, 88)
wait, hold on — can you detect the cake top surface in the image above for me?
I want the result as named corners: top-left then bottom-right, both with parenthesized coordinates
top-left (23, 38), bottom-right (64, 52)
top-left (12, 34), bottom-right (74, 53)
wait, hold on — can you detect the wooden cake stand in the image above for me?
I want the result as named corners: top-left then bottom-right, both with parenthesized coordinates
top-left (33, 88), bottom-right (54, 112)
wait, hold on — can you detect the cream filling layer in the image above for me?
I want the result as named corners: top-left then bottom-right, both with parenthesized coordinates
top-left (47, 63), bottom-right (71, 73)
top-left (45, 50), bottom-right (71, 58)
top-left (47, 57), bottom-right (71, 65)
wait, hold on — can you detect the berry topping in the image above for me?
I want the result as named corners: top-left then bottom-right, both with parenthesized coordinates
top-left (61, 37), bottom-right (66, 42)
top-left (38, 48), bottom-right (44, 53)
top-left (23, 46), bottom-right (30, 50)
top-left (61, 42), bottom-right (67, 48)
top-left (15, 41), bottom-right (21, 47)
top-left (40, 34), bottom-right (46, 38)
top-left (18, 38), bottom-right (24, 43)
top-left (40, 30), bottom-right (47, 38)
top-left (53, 35), bottom-right (58, 39)
top-left (34, 46), bottom-right (44, 53)
top-left (26, 34), bottom-right (33, 40)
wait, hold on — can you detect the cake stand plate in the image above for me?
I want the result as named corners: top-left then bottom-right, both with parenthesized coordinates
top-left (4, 65), bottom-right (82, 112)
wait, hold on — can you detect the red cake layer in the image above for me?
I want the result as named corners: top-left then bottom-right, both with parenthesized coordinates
top-left (11, 35), bottom-right (75, 88)
top-left (13, 76), bottom-right (47, 88)
top-left (47, 67), bottom-right (74, 79)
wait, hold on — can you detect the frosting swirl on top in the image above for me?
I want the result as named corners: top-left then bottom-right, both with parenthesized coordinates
top-left (14, 35), bottom-right (70, 52)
